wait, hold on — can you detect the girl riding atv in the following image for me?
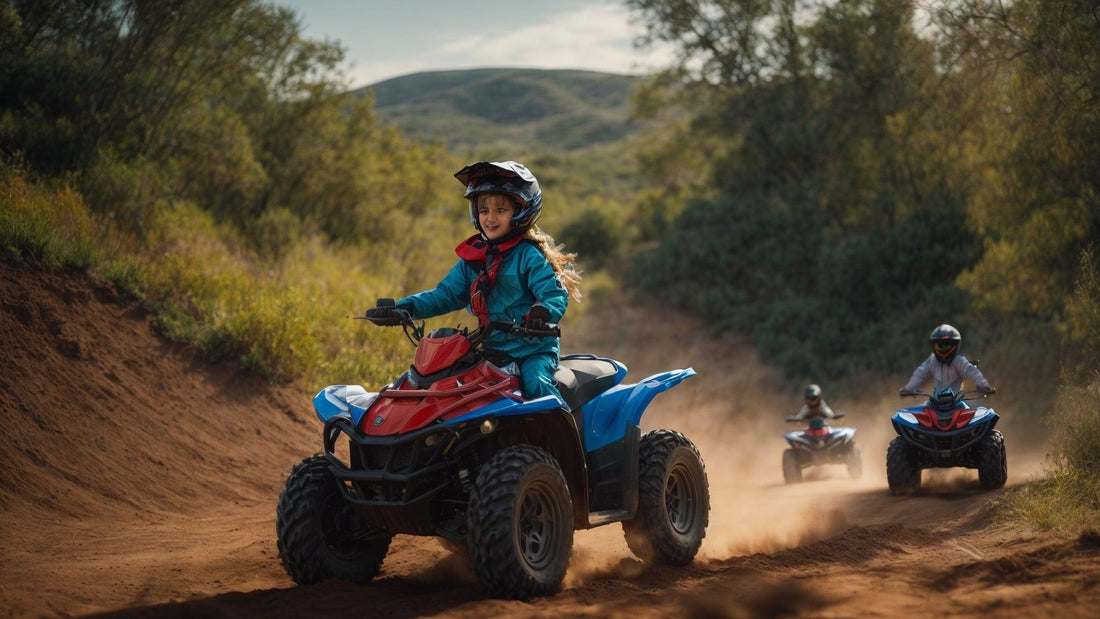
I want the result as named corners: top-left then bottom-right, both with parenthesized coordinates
top-left (367, 160), bottom-right (582, 406)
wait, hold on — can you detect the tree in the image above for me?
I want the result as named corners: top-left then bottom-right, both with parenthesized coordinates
top-left (942, 0), bottom-right (1100, 325)
top-left (626, 0), bottom-right (983, 380)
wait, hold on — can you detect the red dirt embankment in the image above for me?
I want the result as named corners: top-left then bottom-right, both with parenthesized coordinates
top-left (1, 260), bottom-right (1097, 618)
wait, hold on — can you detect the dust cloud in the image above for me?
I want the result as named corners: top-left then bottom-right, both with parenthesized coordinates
top-left (560, 303), bottom-right (1052, 586)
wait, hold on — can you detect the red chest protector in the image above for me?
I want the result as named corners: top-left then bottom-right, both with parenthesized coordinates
top-left (455, 234), bottom-right (524, 327)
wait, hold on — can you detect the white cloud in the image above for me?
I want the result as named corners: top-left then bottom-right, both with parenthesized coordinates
top-left (437, 5), bottom-right (669, 75)
top-left (346, 3), bottom-right (675, 86)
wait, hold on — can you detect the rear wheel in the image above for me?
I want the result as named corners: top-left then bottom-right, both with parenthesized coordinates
top-left (886, 437), bottom-right (921, 495)
top-left (977, 430), bottom-right (1008, 489)
top-left (276, 455), bottom-right (392, 584)
top-left (467, 445), bottom-right (573, 599)
top-left (782, 448), bottom-right (802, 484)
top-left (623, 430), bottom-right (710, 565)
top-left (846, 443), bottom-right (863, 479)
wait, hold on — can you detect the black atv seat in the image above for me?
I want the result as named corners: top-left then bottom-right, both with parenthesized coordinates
top-left (554, 355), bottom-right (622, 413)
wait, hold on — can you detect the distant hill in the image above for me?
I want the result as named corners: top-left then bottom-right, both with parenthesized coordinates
top-left (355, 68), bottom-right (644, 154)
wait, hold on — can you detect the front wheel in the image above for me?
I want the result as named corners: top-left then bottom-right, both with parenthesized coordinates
top-left (782, 448), bottom-right (802, 484)
top-left (467, 445), bottom-right (573, 599)
top-left (276, 455), bottom-right (392, 584)
top-left (886, 437), bottom-right (921, 495)
top-left (977, 429), bottom-right (1008, 489)
top-left (846, 443), bottom-right (863, 479)
top-left (623, 430), bottom-right (710, 565)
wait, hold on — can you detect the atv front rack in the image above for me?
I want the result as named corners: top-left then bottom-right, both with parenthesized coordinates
top-left (323, 416), bottom-right (487, 535)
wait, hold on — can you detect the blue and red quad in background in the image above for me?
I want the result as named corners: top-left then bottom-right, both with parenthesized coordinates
top-left (887, 388), bottom-right (1006, 494)
top-left (782, 414), bottom-right (862, 483)
top-left (275, 299), bottom-right (710, 599)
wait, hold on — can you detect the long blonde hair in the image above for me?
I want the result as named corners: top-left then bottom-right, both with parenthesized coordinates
top-left (526, 226), bottom-right (583, 302)
top-left (476, 193), bottom-right (582, 301)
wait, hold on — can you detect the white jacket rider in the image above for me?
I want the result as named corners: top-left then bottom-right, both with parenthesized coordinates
top-left (899, 324), bottom-right (995, 395)
top-left (793, 384), bottom-right (836, 421)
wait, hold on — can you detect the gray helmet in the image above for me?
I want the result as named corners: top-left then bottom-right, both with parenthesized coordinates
top-left (805, 384), bottom-right (822, 400)
top-left (929, 324), bottom-right (961, 363)
top-left (454, 161), bottom-right (543, 236)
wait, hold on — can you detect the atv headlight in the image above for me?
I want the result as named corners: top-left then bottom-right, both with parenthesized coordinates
top-left (480, 418), bottom-right (498, 434)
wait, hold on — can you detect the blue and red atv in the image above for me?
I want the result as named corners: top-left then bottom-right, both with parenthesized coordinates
top-left (887, 388), bottom-right (1006, 494)
top-left (275, 299), bottom-right (709, 598)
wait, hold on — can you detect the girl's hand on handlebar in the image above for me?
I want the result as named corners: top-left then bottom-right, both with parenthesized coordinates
top-left (523, 305), bottom-right (551, 330)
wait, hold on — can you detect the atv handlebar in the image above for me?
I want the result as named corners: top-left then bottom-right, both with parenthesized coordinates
top-left (786, 411), bottom-right (844, 423)
top-left (358, 299), bottom-right (560, 346)
top-left (486, 320), bottom-right (561, 339)
top-left (898, 388), bottom-right (995, 399)
top-left (463, 320), bottom-right (561, 347)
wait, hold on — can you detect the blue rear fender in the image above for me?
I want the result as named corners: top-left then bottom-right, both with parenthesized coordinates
top-left (581, 367), bottom-right (696, 452)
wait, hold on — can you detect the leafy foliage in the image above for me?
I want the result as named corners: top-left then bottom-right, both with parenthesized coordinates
top-left (0, 1), bottom-right (465, 386)
top-left (946, 0), bottom-right (1100, 324)
top-left (627, 0), bottom-right (982, 382)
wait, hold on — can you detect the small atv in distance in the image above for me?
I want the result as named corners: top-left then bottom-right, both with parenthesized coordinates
top-left (782, 414), bottom-right (862, 483)
top-left (887, 388), bottom-right (1006, 495)
top-left (276, 300), bottom-right (710, 599)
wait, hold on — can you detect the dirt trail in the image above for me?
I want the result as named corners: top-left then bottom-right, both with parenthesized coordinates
top-left (1, 261), bottom-right (1097, 618)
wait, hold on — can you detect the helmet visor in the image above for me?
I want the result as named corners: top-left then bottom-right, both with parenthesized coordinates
top-left (934, 341), bottom-right (958, 356)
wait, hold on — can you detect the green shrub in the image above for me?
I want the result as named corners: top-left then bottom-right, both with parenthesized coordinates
top-left (558, 209), bottom-right (620, 270)
top-left (0, 166), bottom-right (96, 267)
top-left (125, 200), bottom-right (447, 386)
top-left (627, 190), bottom-right (977, 385)
top-left (1002, 373), bottom-right (1100, 534)
top-left (1048, 378), bottom-right (1100, 475)
top-left (1001, 469), bottom-right (1100, 535)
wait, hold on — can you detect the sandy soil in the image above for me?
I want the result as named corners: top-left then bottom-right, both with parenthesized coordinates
top-left (1, 261), bottom-right (1097, 618)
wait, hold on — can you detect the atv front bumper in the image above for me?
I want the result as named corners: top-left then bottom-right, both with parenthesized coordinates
top-left (323, 416), bottom-right (474, 535)
top-left (891, 419), bottom-right (995, 466)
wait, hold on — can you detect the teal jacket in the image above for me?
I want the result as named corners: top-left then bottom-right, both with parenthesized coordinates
top-left (397, 240), bottom-right (568, 360)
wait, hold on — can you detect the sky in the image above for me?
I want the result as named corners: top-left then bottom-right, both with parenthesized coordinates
top-left (278, 0), bottom-right (676, 88)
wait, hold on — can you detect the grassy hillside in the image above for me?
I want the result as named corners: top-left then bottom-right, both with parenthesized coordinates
top-left (357, 69), bottom-right (644, 154)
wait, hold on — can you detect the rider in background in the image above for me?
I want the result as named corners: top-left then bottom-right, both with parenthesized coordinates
top-left (367, 160), bottom-right (582, 406)
top-left (898, 324), bottom-right (996, 396)
top-left (792, 384), bottom-right (836, 432)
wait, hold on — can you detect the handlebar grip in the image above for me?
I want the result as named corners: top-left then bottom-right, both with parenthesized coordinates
top-left (370, 315), bottom-right (405, 327)
top-left (364, 305), bottom-right (411, 327)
